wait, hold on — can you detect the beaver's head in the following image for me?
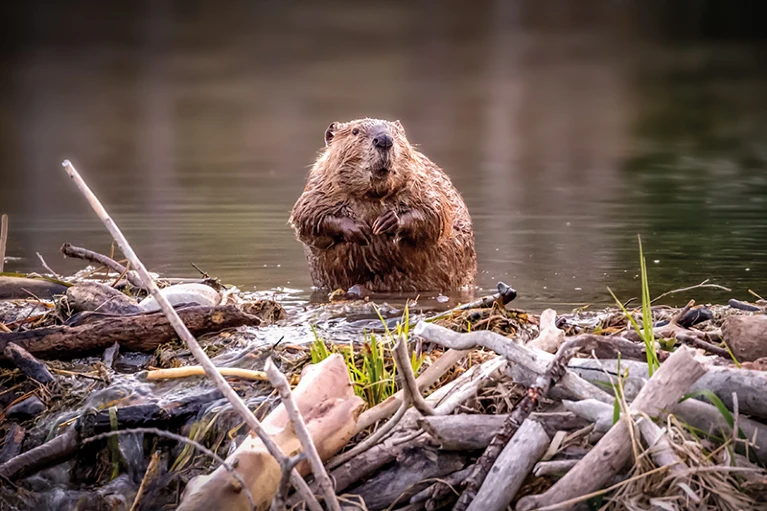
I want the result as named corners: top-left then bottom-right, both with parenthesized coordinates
top-left (319, 118), bottom-right (414, 197)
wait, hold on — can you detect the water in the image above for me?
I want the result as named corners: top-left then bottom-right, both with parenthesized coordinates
top-left (1, 1), bottom-right (766, 312)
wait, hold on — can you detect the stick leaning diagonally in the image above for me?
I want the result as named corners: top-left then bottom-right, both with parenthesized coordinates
top-left (60, 160), bottom-right (322, 511)
top-left (265, 358), bottom-right (341, 511)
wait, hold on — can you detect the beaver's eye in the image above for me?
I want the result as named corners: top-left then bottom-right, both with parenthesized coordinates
top-left (352, 128), bottom-right (359, 135)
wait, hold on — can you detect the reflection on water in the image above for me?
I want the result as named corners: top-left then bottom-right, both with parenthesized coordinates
top-left (1, 1), bottom-right (766, 311)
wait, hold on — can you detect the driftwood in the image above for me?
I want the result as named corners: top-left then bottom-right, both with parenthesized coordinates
top-left (414, 323), bottom-right (613, 405)
top-left (527, 308), bottom-right (564, 353)
top-left (728, 298), bottom-right (763, 312)
top-left (427, 281), bottom-right (517, 322)
top-left (324, 356), bottom-right (509, 500)
top-left (4, 342), bottom-right (54, 384)
top-left (62, 160), bottom-right (322, 511)
top-left (722, 314), bottom-right (767, 362)
top-left (0, 305), bottom-right (262, 360)
top-left (326, 336), bottom-right (431, 470)
top-left (179, 354), bottom-right (365, 511)
top-left (417, 413), bottom-right (589, 451)
top-left (466, 419), bottom-right (550, 511)
top-left (565, 397), bottom-right (767, 464)
top-left (534, 459), bottom-right (580, 477)
top-left (568, 357), bottom-right (767, 420)
top-left (60, 242), bottom-right (145, 288)
top-left (516, 346), bottom-right (706, 511)
top-left (65, 281), bottom-right (141, 315)
top-left (0, 276), bottom-right (69, 300)
top-left (453, 336), bottom-right (593, 511)
top-left (345, 449), bottom-right (466, 511)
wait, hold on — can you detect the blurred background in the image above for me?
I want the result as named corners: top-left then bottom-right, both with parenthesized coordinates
top-left (1, 0), bottom-right (766, 310)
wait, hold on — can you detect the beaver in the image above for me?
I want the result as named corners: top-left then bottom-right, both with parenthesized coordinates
top-left (289, 118), bottom-right (477, 293)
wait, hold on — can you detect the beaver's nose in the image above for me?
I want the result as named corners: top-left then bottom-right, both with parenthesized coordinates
top-left (373, 133), bottom-right (393, 150)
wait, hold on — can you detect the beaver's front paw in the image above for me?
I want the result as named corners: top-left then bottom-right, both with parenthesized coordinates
top-left (337, 218), bottom-right (372, 245)
top-left (372, 210), bottom-right (399, 235)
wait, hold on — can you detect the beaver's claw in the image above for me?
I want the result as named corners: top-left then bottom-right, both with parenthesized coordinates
top-left (372, 210), bottom-right (399, 235)
top-left (340, 219), bottom-right (372, 245)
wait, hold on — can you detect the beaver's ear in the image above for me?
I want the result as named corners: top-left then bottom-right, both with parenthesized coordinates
top-left (324, 122), bottom-right (337, 147)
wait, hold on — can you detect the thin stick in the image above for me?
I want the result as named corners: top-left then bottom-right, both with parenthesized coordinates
top-left (651, 280), bottom-right (731, 304)
top-left (60, 242), bottom-right (145, 288)
top-left (669, 299), bottom-right (695, 326)
top-left (326, 388), bottom-right (410, 470)
top-left (0, 214), bottom-right (8, 273)
top-left (355, 348), bottom-right (468, 433)
top-left (264, 357), bottom-right (341, 511)
top-left (393, 334), bottom-right (434, 416)
top-left (111, 260), bottom-right (131, 287)
top-left (61, 160), bottom-right (322, 511)
top-left (144, 366), bottom-right (268, 382)
top-left (130, 451), bottom-right (160, 511)
top-left (35, 252), bottom-right (61, 279)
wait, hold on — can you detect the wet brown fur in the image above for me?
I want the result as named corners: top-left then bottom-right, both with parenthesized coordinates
top-left (290, 118), bottom-right (477, 292)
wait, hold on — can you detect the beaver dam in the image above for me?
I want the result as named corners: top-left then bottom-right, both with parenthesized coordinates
top-left (2, 166), bottom-right (767, 511)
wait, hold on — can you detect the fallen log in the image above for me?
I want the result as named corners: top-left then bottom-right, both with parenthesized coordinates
top-left (346, 449), bottom-right (466, 511)
top-left (466, 419), bottom-right (550, 511)
top-left (0, 276), bottom-right (69, 300)
top-left (178, 354), bottom-right (365, 511)
top-left (516, 346), bottom-right (706, 511)
top-left (417, 413), bottom-right (588, 451)
top-left (65, 281), bottom-right (141, 315)
top-left (0, 305), bottom-right (262, 360)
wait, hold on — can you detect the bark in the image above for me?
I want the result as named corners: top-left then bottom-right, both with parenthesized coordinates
top-left (0, 305), bottom-right (262, 360)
